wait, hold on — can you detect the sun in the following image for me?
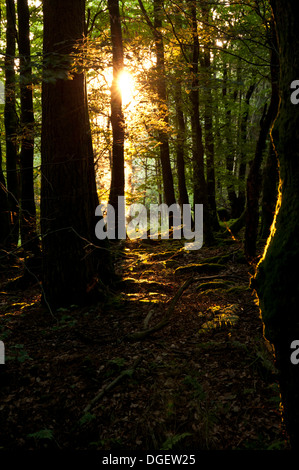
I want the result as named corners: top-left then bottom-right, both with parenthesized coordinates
top-left (117, 70), bottom-right (135, 107)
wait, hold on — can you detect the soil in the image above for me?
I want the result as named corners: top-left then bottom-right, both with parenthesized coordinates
top-left (0, 236), bottom-right (290, 451)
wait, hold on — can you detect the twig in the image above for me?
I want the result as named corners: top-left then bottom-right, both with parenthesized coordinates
top-left (125, 277), bottom-right (193, 342)
top-left (83, 357), bottom-right (143, 414)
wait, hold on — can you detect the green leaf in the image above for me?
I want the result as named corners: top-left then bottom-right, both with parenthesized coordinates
top-left (28, 429), bottom-right (54, 441)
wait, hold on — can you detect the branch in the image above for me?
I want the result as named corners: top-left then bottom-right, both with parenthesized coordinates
top-left (83, 357), bottom-right (143, 414)
top-left (124, 277), bottom-right (192, 342)
top-left (137, 0), bottom-right (158, 39)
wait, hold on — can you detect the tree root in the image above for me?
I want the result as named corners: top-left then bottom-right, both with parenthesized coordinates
top-left (124, 278), bottom-right (193, 342)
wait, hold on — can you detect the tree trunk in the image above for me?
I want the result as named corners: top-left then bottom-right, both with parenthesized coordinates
top-left (0, 141), bottom-right (10, 251)
top-left (236, 83), bottom-right (256, 218)
top-left (244, 20), bottom-right (279, 260)
top-left (174, 80), bottom-right (190, 209)
top-left (222, 54), bottom-right (238, 218)
top-left (41, 0), bottom-right (112, 308)
top-left (17, 0), bottom-right (40, 260)
top-left (255, 0), bottom-right (299, 448)
top-left (190, 2), bottom-right (214, 245)
top-left (201, 5), bottom-right (219, 231)
top-left (153, 0), bottom-right (176, 210)
top-left (4, 0), bottom-right (19, 247)
top-left (260, 20), bottom-right (280, 240)
top-left (0, 7), bottom-right (10, 251)
top-left (260, 141), bottom-right (279, 240)
top-left (108, 0), bottom-right (125, 236)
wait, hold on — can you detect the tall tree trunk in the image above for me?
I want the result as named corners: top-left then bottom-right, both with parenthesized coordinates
top-left (0, 8), bottom-right (10, 252)
top-left (108, 0), bottom-right (125, 237)
top-left (222, 55), bottom-right (237, 218)
top-left (255, 0), bottom-right (299, 448)
top-left (236, 83), bottom-right (256, 218)
top-left (260, 141), bottom-right (279, 240)
top-left (41, 0), bottom-right (112, 308)
top-left (244, 21), bottom-right (279, 260)
top-left (260, 21), bottom-right (280, 240)
top-left (138, 0), bottom-right (176, 214)
top-left (17, 0), bottom-right (39, 260)
top-left (190, 2), bottom-right (214, 244)
top-left (5, 0), bottom-right (19, 247)
top-left (0, 141), bottom-right (10, 251)
top-left (201, 5), bottom-right (219, 231)
top-left (153, 0), bottom-right (176, 210)
top-left (174, 80), bottom-right (189, 209)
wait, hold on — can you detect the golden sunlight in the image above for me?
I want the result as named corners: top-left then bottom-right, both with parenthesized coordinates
top-left (118, 70), bottom-right (135, 107)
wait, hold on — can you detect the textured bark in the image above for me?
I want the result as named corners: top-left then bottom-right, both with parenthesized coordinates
top-left (4, 0), bottom-right (19, 247)
top-left (260, 141), bottom-right (279, 239)
top-left (255, 0), bottom-right (299, 448)
top-left (260, 22), bottom-right (280, 240)
top-left (244, 103), bottom-right (273, 259)
top-left (41, 0), bottom-right (111, 308)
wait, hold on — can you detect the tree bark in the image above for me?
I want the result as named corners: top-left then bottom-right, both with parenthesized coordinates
top-left (0, 141), bottom-right (10, 251)
top-left (153, 0), bottom-right (176, 210)
top-left (244, 20), bottom-right (279, 260)
top-left (174, 80), bottom-right (189, 209)
top-left (41, 0), bottom-right (112, 308)
top-left (108, 0), bottom-right (125, 234)
top-left (0, 7), bottom-right (10, 251)
top-left (201, 4), bottom-right (219, 231)
top-left (255, 0), bottom-right (299, 448)
top-left (260, 20), bottom-right (280, 240)
top-left (222, 54), bottom-right (238, 218)
top-left (4, 0), bottom-right (19, 247)
top-left (138, 0), bottom-right (176, 213)
top-left (189, 2), bottom-right (214, 244)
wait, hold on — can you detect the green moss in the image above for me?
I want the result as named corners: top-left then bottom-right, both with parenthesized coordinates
top-left (255, 185), bottom-right (299, 343)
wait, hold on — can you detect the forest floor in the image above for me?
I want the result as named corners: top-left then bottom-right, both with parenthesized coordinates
top-left (0, 230), bottom-right (291, 451)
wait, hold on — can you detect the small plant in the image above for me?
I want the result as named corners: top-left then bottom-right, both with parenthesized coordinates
top-left (79, 412), bottom-right (96, 426)
top-left (6, 344), bottom-right (32, 363)
top-left (27, 429), bottom-right (54, 441)
top-left (183, 375), bottom-right (206, 400)
top-left (108, 357), bottom-right (126, 369)
top-left (161, 432), bottom-right (192, 450)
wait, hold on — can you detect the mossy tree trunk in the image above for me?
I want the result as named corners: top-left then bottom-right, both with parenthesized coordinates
top-left (245, 21), bottom-right (279, 260)
top-left (260, 22), bottom-right (280, 240)
top-left (255, 0), bottom-right (299, 448)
